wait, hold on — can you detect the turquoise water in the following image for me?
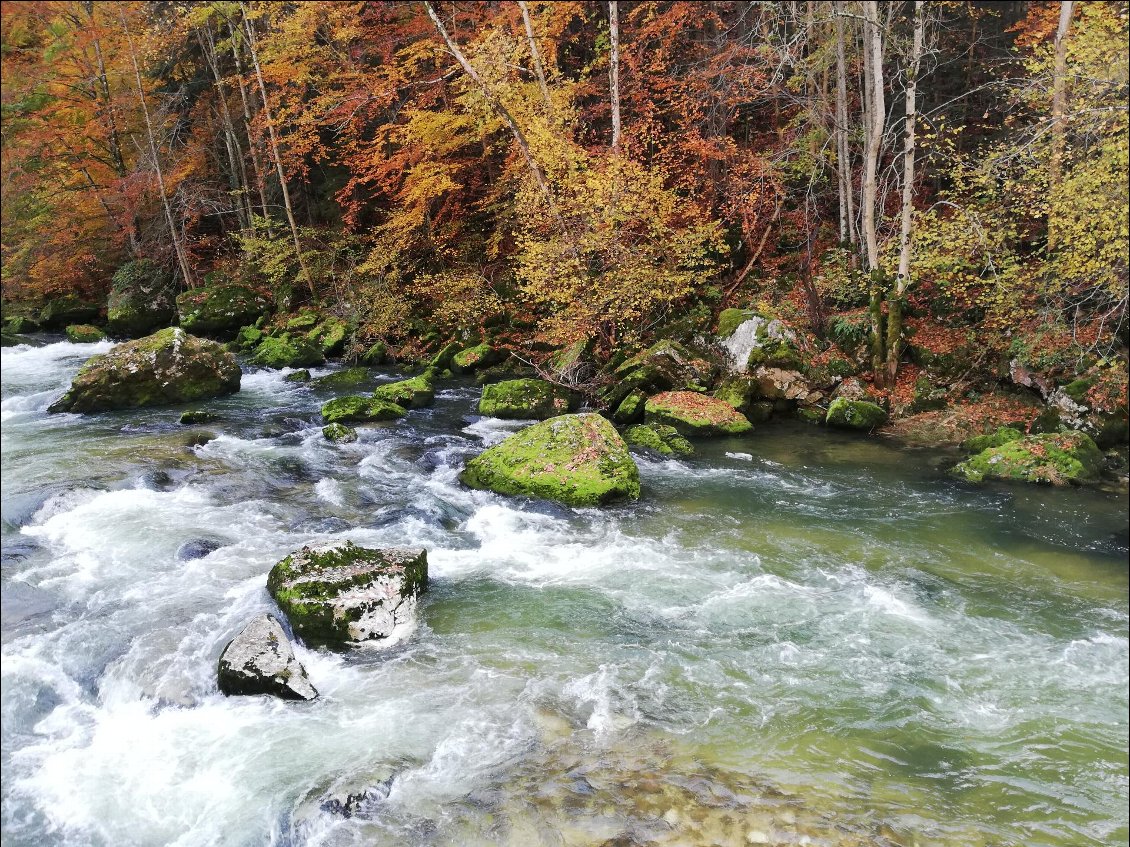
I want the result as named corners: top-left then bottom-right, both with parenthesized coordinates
top-left (2, 338), bottom-right (1127, 847)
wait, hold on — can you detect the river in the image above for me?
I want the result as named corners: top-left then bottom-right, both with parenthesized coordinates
top-left (2, 338), bottom-right (1127, 847)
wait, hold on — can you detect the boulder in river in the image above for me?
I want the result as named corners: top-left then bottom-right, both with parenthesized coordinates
top-left (373, 372), bottom-right (436, 408)
top-left (825, 398), bottom-right (887, 431)
top-left (106, 259), bottom-right (176, 338)
top-left (313, 367), bottom-right (371, 390)
top-left (322, 422), bottom-right (358, 443)
top-left (602, 339), bottom-right (715, 409)
top-left (624, 423), bottom-right (694, 456)
top-left (460, 413), bottom-right (640, 506)
top-left (644, 391), bottom-right (753, 437)
top-left (451, 343), bottom-right (505, 373)
top-left (267, 542), bottom-right (428, 648)
top-left (251, 333), bottom-right (326, 369)
top-left (48, 328), bottom-right (240, 414)
top-left (217, 613), bottom-right (317, 700)
top-left (65, 324), bottom-right (106, 343)
top-left (321, 395), bottom-right (406, 424)
top-left (177, 282), bottom-right (272, 338)
top-left (953, 430), bottom-right (1103, 486)
top-left (478, 378), bottom-right (573, 420)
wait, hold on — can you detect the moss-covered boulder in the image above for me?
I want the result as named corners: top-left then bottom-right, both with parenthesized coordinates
top-left (717, 311), bottom-right (800, 373)
top-left (712, 376), bottom-right (757, 412)
top-left (106, 259), bottom-right (176, 337)
top-left (314, 367), bottom-right (370, 390)
top-left (320, 395), bottom-right (406, 424)
top-left (180, 409), bottom-right (218, 425)
top-left (308, 316), bottom-right (351, 357)
top-left (48, 328), bottom-right (240, 414)
top-left (65, 324), bottom-right (106, 343)
top-left (284, 368), bottom-right (311, 383)
top-left (624, 424), bottom-right (694, 457)
top-left (478, 378), bottom-right (572, 420)
top-left (612, 390), bottom-right (647, 424)
top-left (177, 283), bottom-right (271, 338)
top-left (251, 333), bottom-right (325, 369)
top-left (460, 413), bottom-right (640, 507)
top-left (451, 343), bottom-right (505, 373)
top-left (428, 340), bottom-right (462, 371)
top-left (322, 422), bottom-right (358, 443)
top-left (604, 340), bottom-right (716, 409)
top-left (360, 342), bottom-right (387, 366)
top-left (3, 313), bottom-right (41, 334)
top-left (373, 373), bottom-right (435, 408)
top-left (266, 542), bottom-right (428, 648)
top-left (217, 613), bottom-right (317, 701)
top-left (234, 325), bottom-right (263, 351)
top-left (963, 427), bottom-right (1025, 454)
top-left (38, 294), bottom-right (100, 329)
top-left (644, 391), bottom-right (752, 437)
top-left (825, 398), bottom-right (888, 431)
top-left (953, 431), bottom-right (1103, 486)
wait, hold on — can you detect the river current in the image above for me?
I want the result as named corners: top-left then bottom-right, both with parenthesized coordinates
top-left (1, 338), bottom-right (1127, 847)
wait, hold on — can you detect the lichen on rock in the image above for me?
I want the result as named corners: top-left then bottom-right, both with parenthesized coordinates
top-left (266, 542), bottom-right (428, 647)
top-left (460, 413), bottom-right (640, 506)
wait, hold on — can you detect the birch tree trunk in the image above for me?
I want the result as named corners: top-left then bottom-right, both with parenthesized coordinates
top-left (833, 0), bottom-right (856, 250)
top-left (227, 19), bottom-right (274, 237)
top-left (197, 22), bottom-right (252, 232)
top-left (1048, 0), bottom-right (1074, 248)
top-left (239, 1), bottom-right (314, 299)
top-left (517, 1), bottom-right (552, 114)
top-left (119, 9), bottom-right (194, 287)
top-left (861, 0), bottom-right (886, 383)
top-left (886, 0), bottom-right (926, 384)
top-left (609, 1), bottom-right (622, 150)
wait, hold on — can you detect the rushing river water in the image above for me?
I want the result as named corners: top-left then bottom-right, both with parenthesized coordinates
top-left (1, 338), bottom-right (1127, 847)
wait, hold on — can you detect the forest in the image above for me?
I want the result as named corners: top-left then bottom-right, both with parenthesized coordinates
top-left (2, 0), bottom-right (1126, 445)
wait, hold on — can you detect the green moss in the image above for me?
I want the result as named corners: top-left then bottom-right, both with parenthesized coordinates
top-left (177, 284), bottom-right (272, 338)
top-left (65, 324), bottom-right (106, 343)
top-left (428, 340), bottom-right (462, 370)
top-left (712, 376), bottom-right (756, 411)
top-left (624, 424), bottom-right (694, 456)
top-left (548, 338), bottom-right (589, 375)
top-left (1062, 377), bottom-right (1096, 402)
top-left (953, 431), bottom-right (1103, 486)
top-left (3, 314), bottom-right (41, 334)
top-left (716, 308), bottom-right (756, 339)
top-left (284, 369), bottom-right (311, 383)
top-left (612, 390), bottom-right (646, 424)
top-left (825, 398), bottom-right (887, 431)
top-left (797, 406), bottom-right (825, 425)
top-left (747, 337), bottom-right (803, 372)
top-left (179, 410), bottom-right (218, 425)
top-left (286, 310), bottom-right (320, 331)
top-left (322, 422), bottom-right (358, 443)
top-left (479, 378), bottom-right (572, 419)
top-left (320, 395), bottom-right (406, 424)
top-left (251, 333), bottom-right (325, 369)
top-left (452, 343), bottom-right (504, 373)
top-left (644, 391), bottom-right (753, 437)
top-left (963, 427), bottom-right (1024, 454)
top-left (460, 413), bottom-right (640, 507)
top-left (234, 325), bottom-right (263, 350)
top-left (360, 342), bottom-right (387, 365)
top-left (309, 317), bottom-right (350, 356)
top-left (373, 373), bottom-right (435, 408)
top-left (314, 367), bottom-right (370, 390)
top-left (38, 295), bottom-right (100, 329)
top-left (106, 260), bottom-right (175, 337)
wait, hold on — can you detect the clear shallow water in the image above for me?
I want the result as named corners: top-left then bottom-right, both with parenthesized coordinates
top-left (1, 338), bottom-right (1127, 847)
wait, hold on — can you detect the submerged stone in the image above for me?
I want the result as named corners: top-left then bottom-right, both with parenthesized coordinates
top-left (373, 372), bottom-right (435, 408)
top-left (953, 431), bottom-right (1103, 486)
top-left (644, 391), bottom-right (752, 437)
top-left (48, 328), bottom-right (240, 414)
top-left (825, 398), bottom-right (887, 431)
top-left (179, 409), bottom-right (218, 425)
top-left (478, 378), bottom-right (572, 420)
top-left (266, 542), bottom-right (428, 647)
top-left (322, 422), bottom-right (358, 443)
top-left (625, 423), bottom-right (694, 456)
top-left (65, 324), bottom-right (106, 344)
top-left (320, 395), bottom-right (406, 424)
top-left (217, 613), bottom-right (317, 700)
top-left (284, 369), bottom-right (312, 383)
top-left (460, 413), bottom-right (640, 507)
top-left (314, 367), bottom-right (370, 390)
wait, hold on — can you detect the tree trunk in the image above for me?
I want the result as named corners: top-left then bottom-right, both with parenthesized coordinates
top-left (239, 1), bottom-right (314, 299)
top-left (609, 1), bottom-right (622, 150)
top-left (228, 17), bottom-right (274, 237)
top-left (198, 22), bottom-right (252, 232)
top-left (517, 1), bottom-right (552, 114)
top-left (1048, 0), bottom-right (1074, 245)
top-left (886, 0), bottom-right (925, 385)
top-left (861, 0), bottom-right (886, 382)
top-left (119, 8), bottom-right (194, 288)
top-left (833, 0), bottom-right (856, 250)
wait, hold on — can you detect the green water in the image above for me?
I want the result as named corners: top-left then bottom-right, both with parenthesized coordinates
top-left (1, 339), bottom-right (1127, 847)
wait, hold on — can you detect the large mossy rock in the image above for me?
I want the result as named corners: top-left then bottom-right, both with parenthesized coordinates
top-left (38, 294), bottom-right (100, 329)
top-left (478, 378), bottom-right (572, 420)
top-left (624, 423), bottom-right (694, 456)
top-left (176, 283), bottom-right (271, 338)
top-left (451, 343), bottom-right (505, 373)
top-left (313, 367), bottom-right (370, 390)
top-left (644, 391), bottom-right (752, 437)
top-left (716, 310), bottom-right (801, 373)
top-left (603, 340), bottom-right (716, 409)
top-left (825, 398), bottom-right (888, 431)
top-left (373, 372), bottom-right (435, 408)
top-left (251, 333), bottom-right (325, 369)
top-left (952, 431), bottom-right (1103, 486)
top-left (106, 259), bottom-right (176, 338)
top-left (320, 395), bottom-right (406, 424)
top-left (217, 613), bottom-right (317, 701)
top-left (266, 542), bottom-right (428, 648)
top-left (460, 413), bottom-right (640, 506)
top-left (65, 324), bottom-right (106, 343)
top-left (48, 328), bottom-right (240, 413)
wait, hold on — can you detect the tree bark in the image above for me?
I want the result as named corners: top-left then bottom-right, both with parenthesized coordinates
top-left (1049, 1), bottom-right (1074, 230)
top-left (228, 17), bottom-right (274, 237)
top-left (517, 1), bottom-right (552, 114)
top-left (861, 0), bottom-right (886, 382)
top-left (197, 22), bottom-right (252, 232)
top-left (833, 0), bottom-right (856, 250)
top-left (886, 0), bottom-right (926, 385)
top-left (119, 8), bottom-right (194, 287)
top-left (609, 1), bottom-right (622, 150)
top-left (239, 1), bottom-right (314, 299)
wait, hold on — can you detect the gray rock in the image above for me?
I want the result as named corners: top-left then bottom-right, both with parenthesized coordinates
top-left (217, 614), bottom-right (318, 700)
